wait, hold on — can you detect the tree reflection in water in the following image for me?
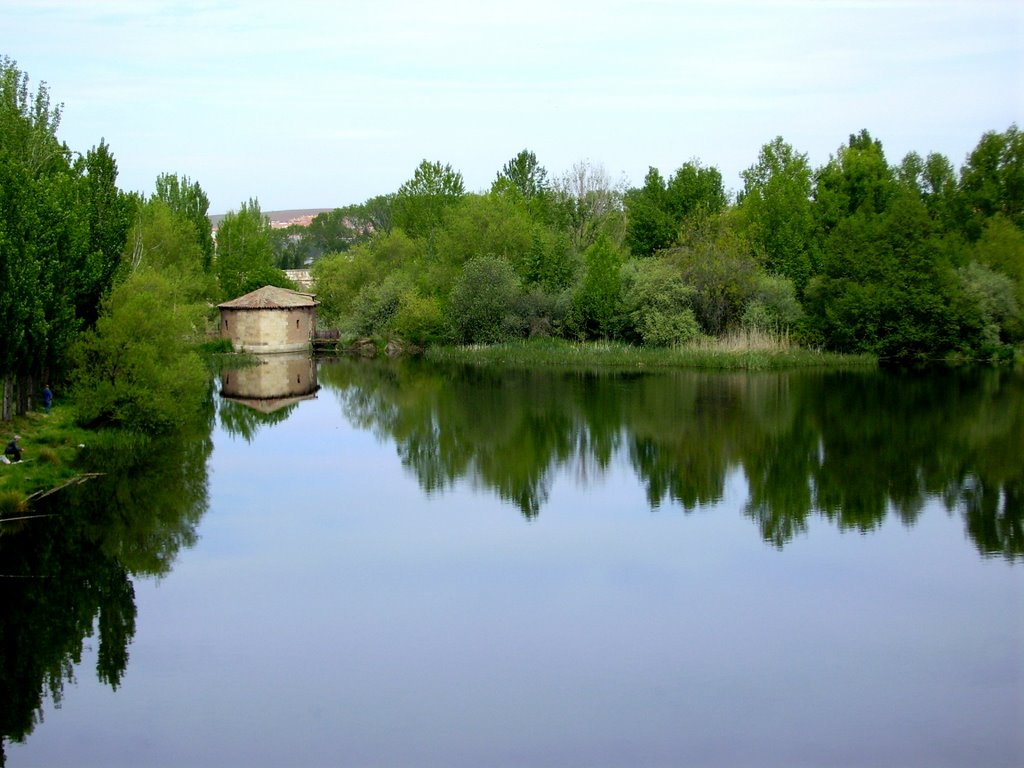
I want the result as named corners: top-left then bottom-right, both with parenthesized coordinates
top-left (319, 359), bottom-right (1022, 559)
top-left (0, 416), bottom-right (212, 764)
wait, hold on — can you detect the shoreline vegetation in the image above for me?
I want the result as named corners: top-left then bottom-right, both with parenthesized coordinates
top-left (0, 408), bottom-right (93, 522)
top-left (425, 334), bottom-right (876, 371)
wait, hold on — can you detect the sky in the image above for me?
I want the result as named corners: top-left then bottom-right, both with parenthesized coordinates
top-left (3, 0), bottom-right (1022, 214)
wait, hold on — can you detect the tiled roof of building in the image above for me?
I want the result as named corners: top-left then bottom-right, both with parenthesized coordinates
top-left (218, 285), bottom-right (318, 309)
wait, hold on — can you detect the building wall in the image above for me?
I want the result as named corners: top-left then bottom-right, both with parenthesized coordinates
top-left (220, 306), bottom-right (316, 353)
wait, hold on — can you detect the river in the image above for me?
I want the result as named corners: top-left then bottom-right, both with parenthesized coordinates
top-left (2, 359), bottom-right (1022, 767)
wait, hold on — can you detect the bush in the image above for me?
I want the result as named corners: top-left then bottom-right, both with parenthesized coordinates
top-left (664, 227), bottom-right (759, 335)
top-left (516, 288), bottom-right (571, 338)
top-left (350, 273), bottom-right (410, 336)
top-left (742, 273), bottom-right (803, 332)
top-left (390, 290), bottom-right (446, 345)
top-left (959, 260), bottom-right (1023, 344)
top-left (619, 258), bottom-right (700, 346)
top-left (448, 255), bottom-right (524, 344)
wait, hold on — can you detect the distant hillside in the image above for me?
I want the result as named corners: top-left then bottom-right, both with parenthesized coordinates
top-left (209, 208), bottom-right (335, 229)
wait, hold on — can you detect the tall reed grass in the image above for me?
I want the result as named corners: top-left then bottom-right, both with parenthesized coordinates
top-left (426, 334), bottom-right (875, 371)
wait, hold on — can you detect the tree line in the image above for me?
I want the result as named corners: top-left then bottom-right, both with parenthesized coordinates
top-left (306, 130), bottom-right (1022, 362)
top-left (319, 359), bottom-right (1021, 560)
top-left (3, 55), bottom-right (1023, 431)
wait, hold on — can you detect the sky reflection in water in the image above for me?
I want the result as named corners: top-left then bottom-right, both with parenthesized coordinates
top-left (8, 362), bottom-right (1023, 768)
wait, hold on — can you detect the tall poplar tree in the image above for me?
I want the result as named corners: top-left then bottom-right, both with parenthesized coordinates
top-left (1, 58), bottom-right (130, 416)
top-left (214, 198), bottom-right (291, 299)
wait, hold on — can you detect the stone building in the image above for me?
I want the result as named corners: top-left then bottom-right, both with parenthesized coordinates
top-left (218, 285), bottom-right (318, 353)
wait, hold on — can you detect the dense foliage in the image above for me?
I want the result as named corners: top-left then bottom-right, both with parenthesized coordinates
top-left (311, 131), bottom-right (1023, 362)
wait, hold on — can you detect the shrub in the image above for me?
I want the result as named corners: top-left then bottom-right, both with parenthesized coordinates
top-left (350, 273), bottom-right (410, 336)
top-left (619, 258), bottom-right (700, 346)
top-left (448, 255), bottom-right (524, 344)
top-left (390, 290), bottom-right (446, 345)
top-left (959, 260), bottom-right (1023, 344)
top-left (516, 288), bottom-right (571, 338)
top-left (742, 273), bottom-right (803, 332)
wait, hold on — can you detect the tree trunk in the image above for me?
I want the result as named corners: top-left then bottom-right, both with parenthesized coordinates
top-left (2, 375), bottom-right (11, 421)
top-left (21, 373), bottom-right (34, 415)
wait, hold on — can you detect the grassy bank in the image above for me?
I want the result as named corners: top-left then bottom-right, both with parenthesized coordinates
top-left (426, 333), bottom-right (877, 371)
top-left (0, 406), bottom-right (94, 518)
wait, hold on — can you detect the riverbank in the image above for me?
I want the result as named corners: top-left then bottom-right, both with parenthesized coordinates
top-left (425, 335), bottom-right (877, 371)
top-left (0, 407), bottom-right (92, 515)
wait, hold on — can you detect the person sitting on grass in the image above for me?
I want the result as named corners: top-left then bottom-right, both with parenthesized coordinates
top-left (4, 435), bottom-right (22, 463)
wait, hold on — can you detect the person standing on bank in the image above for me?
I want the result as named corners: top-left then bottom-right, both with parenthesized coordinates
top-left (43, 384), bottom-right (53, 414)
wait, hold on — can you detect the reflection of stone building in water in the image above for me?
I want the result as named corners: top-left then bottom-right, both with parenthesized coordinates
top-left (220, 353), bottom-right (319, 413)
top-left (218, 285), bottom-right (318, 354)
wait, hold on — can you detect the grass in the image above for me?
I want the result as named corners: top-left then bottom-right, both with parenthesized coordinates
top-left (426, 334), bottom-right (876, 371)
top-left (0, 405), bottom-right (94, 514)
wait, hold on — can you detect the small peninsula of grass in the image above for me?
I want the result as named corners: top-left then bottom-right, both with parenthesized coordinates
top-left (0, 407), bottom-right (94, 516)
top-left (426, 333), bottom-right (877, 371)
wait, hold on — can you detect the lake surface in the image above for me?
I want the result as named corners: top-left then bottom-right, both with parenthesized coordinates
top-left (3, 360), bottom-right (1022, 767)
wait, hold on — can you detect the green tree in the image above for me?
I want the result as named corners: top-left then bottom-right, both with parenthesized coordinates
top-left (804, 192), bottom-right (977, 359)
top-left (666, 160), bottom-right (728, 224)
top-left (70, 269), bottom-right (209, 432)
top-left (739, 137), bottom-right (814, 291)
top-left (741, 272), bottom-right (803, 333)
top-left (958, 125), bottom-right (1024, 238)
top-left (153, 173), bottom-right (214, 270)
top-left (305, 199), bottom-right (385, 258)
top-left (434, 193), bottom-right (537, 277)
top-left (813, 129), bottom-right (895, 235)
top-left (1, 57), bottom-right (128, 416)
top-left (896, 150), bottom-right (960, 230)
top-left (570, 235), bottom-right (624, 338)
top-left (270, 225), bottom-right (314, 269)
top-left (970, 214), bottom-right (1024, 312)
top-left (214, 198), bottom-right (292, 299)
top-left (624, 167), bottom-right (677, 257)
top-left (362, 193), bottom-right (395, 235)
top-left (664, 222), bottom-right (759, 335)
top-left (624, 161), bottom-right (727, 259)
top-left (124, 197), bottom-right (217, 305)
top-left (492, 149), bottom-right (554, 223)
top-left (77, 140), bottom-right (135, 327)
top-left (493, 149), bottom-right (549, 201)
top-left (959, 261), bottom-right (1022, 345)
top-left (311, 230), bottom-right (423, 328)
top-left (553, 160), bottom-right (626, 252)
top-left (393, 160), bottom-right (465, 240)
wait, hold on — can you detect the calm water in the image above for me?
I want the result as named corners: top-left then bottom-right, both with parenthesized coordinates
top-left (2, 360), bottom-right (1022, 767)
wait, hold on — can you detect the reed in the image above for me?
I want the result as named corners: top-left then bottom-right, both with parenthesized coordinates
top-left (426, 335), bottom-right (875, 371)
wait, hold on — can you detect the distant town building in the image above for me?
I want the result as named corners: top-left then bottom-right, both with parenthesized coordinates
top-left (284, 269), bottom-right (314, 289)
